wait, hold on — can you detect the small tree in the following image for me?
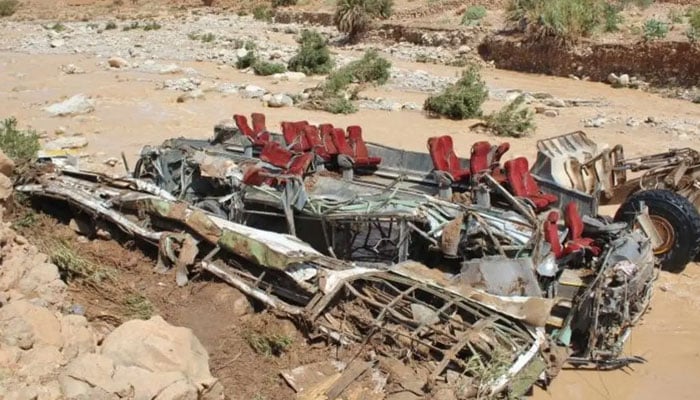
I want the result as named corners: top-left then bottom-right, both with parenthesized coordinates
top-left (423, 65), bottom-right (488, 120)
top-left (485, 95), bottom-right (535, 138)
top-left (0, 117), bottom-right (40, 166)
top-left (287, 30), bottom-right (334, 75)
top-left (335, 0), bottom-right (393, 42)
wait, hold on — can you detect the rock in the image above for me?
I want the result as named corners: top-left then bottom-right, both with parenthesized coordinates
top-left (544, 109), bottom-right (559, 118)
top-left (108, 56), bottom-right (129, 69)
top-left (619, 74), bottom-right (630, 86)
top-left (0, 299), bottom-right (63, 350)
top-left (231, 296), bottom-right (252, 317)
top-left (60, 64), bottom-right (85, 74)
top-left (59, 353), bottom-right (122, 397)
top-left (0, 150), bottom-right (15, 178)
top-left (44, 94), bottom-right (95, 117)
top-left (18, 345), bottom-right (64, 382)
top-left (0, 172), bottom-right (12, 201)
top-left (583, 116), bottom-right (607, 128)
top-left (43, 135), bottom-right (89, 150)
top-left (607, 73), bottom-right (619, 84)
top-left (266, 93), bottom-right (294, 108)
top-left (16, 259), bottom-right (66, 306)
top-left (100, 316), bottom-right (223, 399)
top-left (626, 117), bottom-right (641, 127)
top-left (159, 64), bottom-right (182, 74)
top-left (241, 85), bottom-right (266, 99)
top-left (50, 39), bottom-right (65, 48)
top-left (402, 102), bottom-right (420, 111)
top-left (177, 89), bottom-right (205, 103)
top-left (545, 98), bottom-right (567, 108)
top-left (271, 71), bottom-right (305, 81)
top-left (457, 45), bottom-right (471, 54)
top-left (112, 366), bottom-right (192, 400)
top-left (235, 48), bottom-right (249, 59)
top-left (60, 314), bottom-right (97, 362)
top-left (104, 157), bottom-right (119, 167)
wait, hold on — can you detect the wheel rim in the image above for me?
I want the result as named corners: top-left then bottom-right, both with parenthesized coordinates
top-left (650, 215), bottom-right (675, 255)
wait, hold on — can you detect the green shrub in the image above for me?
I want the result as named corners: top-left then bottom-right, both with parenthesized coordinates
top-left (252, 5), bottom-right (272, 21)
top-left (423, 65), bottom-right (488, 120)
top-left (334, 0), bottom-right (393, 42)
top-left (0, 0), bottom-right (19, 17)
top-left (122, 21), bottom-right (140, 31)
top-left (484, 95), bottom-right (535, 138)
top-left (340, 49), bottom-right (391, 85)
top-left (287, 30), bottom-right (334, 75)
top-left (0, 117), bottom-right (40, 165)
top-left (50, 22), bottom-right (66, 32)
top-left (235, 50), bottom-right (257, 69)
top-left (462, 5), bottom-right (487, 26)
top-left (604, 3), bottom-right (623, 32)
top-left (143, 20), bottom-right (161, 31)
top-left (253, 60), bottom-right (286, 75)
top-left (105, 21), bottom-right (118, 30)
top-left (689, 7), bottom-right (700, 30)
top-left (507, 0), bottom-right (606, 42)
top-left (272, 0), bottom-right (297, 7)
top-left (643, 19), bottom-right (668, 40)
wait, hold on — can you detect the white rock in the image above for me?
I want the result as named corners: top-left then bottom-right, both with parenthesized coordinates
top-left (176, 89), bottom-right (205, 103)
top-left (242, 85), bottom-right (266, 99)
top-left (272, 71), bottom-right (305, 81)
top-left (44, 94), bottom-right (95, 117)
top-left (159, 64), bottom-right (182, 74)
top-left (583, 116), bottom-right (607, 128)
top-left (235, 48), bottom-right (249, 59)
top-left (50, 39), bottom-right (65, 48)
top-left (60, 64), bottom-right (85, 74)
top-left (619, 74), bottom-right (630, 86)
top-left (108, 56), bottom-right (129, 69)
top-left (607, 73), bottom-right (619, 84)
top-left (267, 93), bottom-right (293, 108)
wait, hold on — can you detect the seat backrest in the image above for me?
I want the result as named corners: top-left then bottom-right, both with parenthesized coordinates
top-left (260, 141), bottom-right (293, 168)
top-left (428, 136), bottom-right (449, 172)
top-left (493, 142), bottom-right (510, 164)
top-left (442, 135), bottom-right (463, 174)
top-left (564, 202), bottom-right (584, 240)
top-left (233, 114), bottom-right (254, 137)
top-left (251, 113), bottom-right (266, 135)
top-left (331, 128), bottom-right (354, 157)
top-left (322, 127), bottom-right (338, 155)
top-left (470, 141), bottom-right (492, 175)
top-left (347, 126), bottom-right (370, 159)
top-left (505, 157), bottom-right (542, 197)
top-left (281, 121), bottom-right (296, 145)
top-left (543, 211), bottom-right (563, 258)
top-left (286, 152), bottom-right (314, 176)
top-left (242, 165), bottom-right (270, 186)
top-left (304, 125), bottom-right (329, 159)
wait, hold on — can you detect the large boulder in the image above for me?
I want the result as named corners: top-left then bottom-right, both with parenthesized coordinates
top-left (100, 316), bottom-right (224, 399)
top-left (44, 94), bottom-right (95, 117)
top-left (0, 174), bottom-right (12, 202)
top-left (0, 299), bottom-right (63, 350)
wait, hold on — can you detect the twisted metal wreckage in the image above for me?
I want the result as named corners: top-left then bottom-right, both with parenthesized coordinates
top-left (17, 115), bottom-right (663, 398)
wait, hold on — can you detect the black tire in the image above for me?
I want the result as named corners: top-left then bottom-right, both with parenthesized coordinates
top-left (615, 189), bottom-right (700, 272)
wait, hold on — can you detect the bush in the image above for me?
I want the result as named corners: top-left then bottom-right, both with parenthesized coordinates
top-left (462, 5), bottom-right (487, 26)
top-left (0, 0), bottom-right (18, 17)
top-left (689, 7), bottom-right (700, 30)
top-left (507, 0), bottom-right (606, 42)
top-left (252, 5), bottom-right (272, 21)
top-left (288, 30), bottom-right (334, 75)
top-left (484, 95), bottom-right (535, 138)
top-left (604, 3), bottom-right (623, 32)
top-left (340, 49), bottom-right (391, 85)
top-left (643, 19), bottom-right (668, 40)
top-left (143, 20), bottom-right (161, 31)
top-left (272, 0), bottom-right (296, 7)
top-left (334, 0), bottom-right (393, 42)
top-left (235, 50), bottom-right (257, 69)
top-left (253, 60), bottom-right (286, 75)
top-left (0, 117), bottom-right (40, 165)
top-left (423, 65), bottom-right (488, 120)
top-left (105, 21), bottom-right (118, 30)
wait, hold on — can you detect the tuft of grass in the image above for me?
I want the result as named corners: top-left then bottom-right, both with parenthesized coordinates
top-left (105, 21), bottom-right (118, 30)
top-left (0, 117), bottom-right (40, 166)
top-left (287, 30), bottom-right (334, 75)
top-left (668, 8), bottom-right (683, 24)
top-left (49, 22), bottom-right (67, 32)
top-left (643, 19), bottom-right (668, 40)
top-left (334, 0), bottom-right (393, 42)
top-left (253, 60), bottom-right (286, 76)
top-left (687, 7), bottom-right (700, 42)
top-left (245, 332), bottom-right (293, 356)
top-left (506, 0), bottom-right (607, 42)
top-left (12, 209), bottom-right (36, 229)
top-left (484, 95), bottom-right (535, 138)
top-left (190, 32), bottom-right (216, 42)
top-left (142, 20), bottom-right (161, 31)
top-left (122, 21), bottom-right (140, 31)
top-left (423, 65), bottom-right (488, 120)
top-left (252, 5), bottom-right (272, 21)
top-left (0, 0), bottom-right (19, 17)
top-left (50, 240), bottom-right (115, 283)
top-left (603, 3), bottom-right (623, 32)
top-left (235, 50), bottom-right (257, 69)
top-left (124, 293), bottom-right (154, 320)
top-left (461, 5), bottom-right (487, 26)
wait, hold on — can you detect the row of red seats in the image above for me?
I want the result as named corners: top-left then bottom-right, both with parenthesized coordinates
top-left (428, 135), bottom-right (510, 184)
top-left (544, 203), bottom-right (601, 258)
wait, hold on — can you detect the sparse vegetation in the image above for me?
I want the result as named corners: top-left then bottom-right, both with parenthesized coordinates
top-left (105, 21), bottom-right (118, 30)
top-left (461, 5), bottom-right (487, 26)
top-left (245, 331), bottom-right (293, 356)
top-left (50, 240), bottom-right (115, 283)
top-left (189, 32), bottom-right (216, 42)
top-left (603, 3), bottom-right (623, 32)
top-left (0, 0), bottom-right (19, 17)
top-left (423, 65), bottom-right (488, 120)
top-left (621, 0), bottom-right (654, 9)
top-left (484, 95), bottom-right (535, 138)
top-left (0, 117), bottom-right (40, 166)
top-left (688, 7), bottom-right (700, 42)
top-left (236, 50), bottom-right (257, 69)
top-left (49, 22), bottom-right (67, 32)
top-left (334, 0), bottom-right (393, 42)
top-left (272, 0), bottom-right (297, 7)
top-left (668, 8), bottom-right (683, 24)
top-left (253, 60), bottom-right (286, 76)
top-left (122, 21), bottom-right (140, 31)
top-left (643, 19), bottom-right (668, 40)
top-left (142, 20), bottom-right (161, 31)
top-left (506, 0), bottom-right (607, 42)
top-left (252, 5), bottom-right (272, 21)
top-left (124, 293), bottom-right (154, 319)
top-left (287, 30), bottom-right (334, 75)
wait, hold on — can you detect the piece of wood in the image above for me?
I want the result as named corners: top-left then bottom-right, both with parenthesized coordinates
top-left (325, 360), bottom-right (373, 400)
